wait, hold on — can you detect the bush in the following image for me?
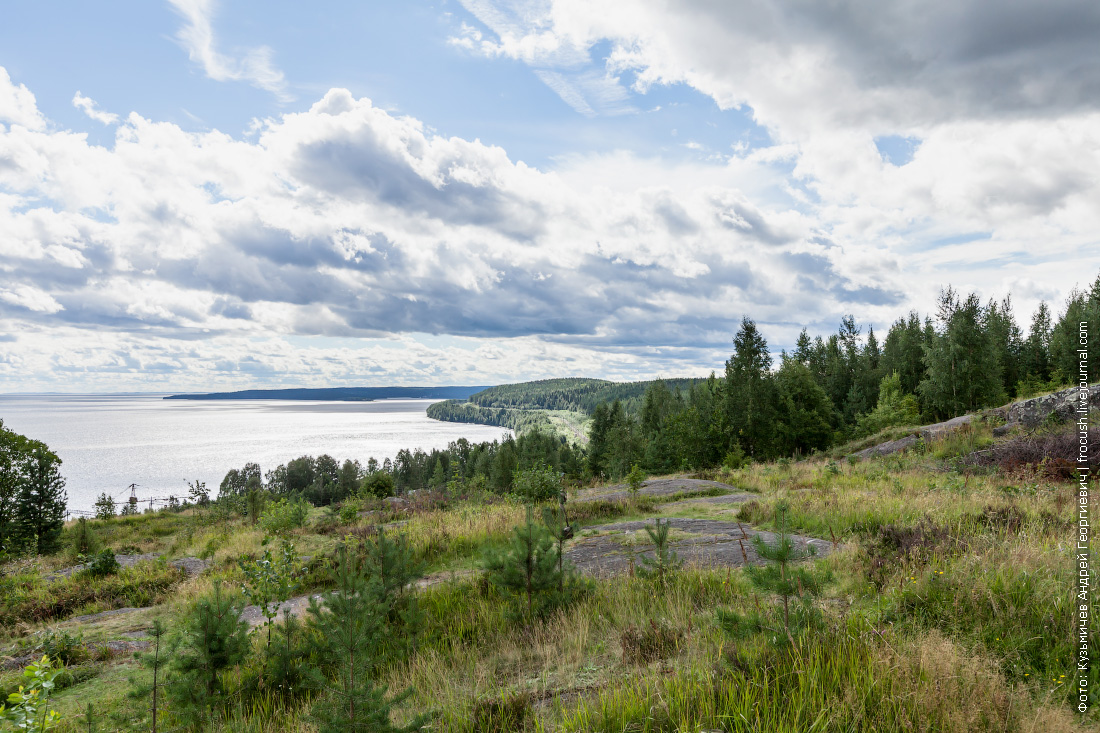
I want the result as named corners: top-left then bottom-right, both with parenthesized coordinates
top-left (361, 472), bottom-right (395, 499)
top-left (722, 444), bottom-right (748, 470)
top-left (83, 548), bottom-right (120, 577)
top-left (28, 628), bottom-right (90, 666)
top-left (68, 517), bottom-right (101, 560)
top-left (260, 498), bottom-right (310, 535)
top-left (511, 464), bottom-right (561, 503)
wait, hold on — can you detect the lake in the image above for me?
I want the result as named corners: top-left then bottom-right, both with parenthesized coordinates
top-left (0, 395), bottom-right (511, 514)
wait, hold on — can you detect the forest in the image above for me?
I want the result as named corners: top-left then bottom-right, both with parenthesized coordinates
top-left (435, 278), bottom-right (1100, 480)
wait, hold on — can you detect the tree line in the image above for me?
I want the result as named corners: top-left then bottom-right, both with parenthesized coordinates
top-left (585, 275), bottom-right (1100, 474)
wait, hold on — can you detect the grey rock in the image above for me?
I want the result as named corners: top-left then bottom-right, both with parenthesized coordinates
top-left (1003, 384), bottom-right (1100, 429)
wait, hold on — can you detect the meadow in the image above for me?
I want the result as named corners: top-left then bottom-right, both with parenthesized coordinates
top-left (0, 417), bottom-right (1093, 732)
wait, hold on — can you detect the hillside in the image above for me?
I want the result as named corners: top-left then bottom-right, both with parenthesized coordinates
top-left (0, 393), bottom-right (1090, 732)
top-left (426, 377), bottom-right (703, 440)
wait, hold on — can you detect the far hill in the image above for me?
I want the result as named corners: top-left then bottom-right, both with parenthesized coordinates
top-left (164, 386), bottom-right (491, 401)
top-left (426, 377), bottom-right (703, 441)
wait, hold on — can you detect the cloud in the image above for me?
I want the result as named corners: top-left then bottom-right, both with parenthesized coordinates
top-left (457, 0), bottom-right (1100, 133)
top-left (0, 67), bottom-right (45, 131)
top-left (72, 92), bottom-right (119, 125)
top-left (452, 1), bottom-right (637, 117)
top-left (0, 285), bottom-right (64, 313)
top-left (166, 0), bottom-right (292, 102)
top-left (0, 60), bottom-right (1096, 391)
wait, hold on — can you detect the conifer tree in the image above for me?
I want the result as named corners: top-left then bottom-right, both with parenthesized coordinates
top-left (306, 546), bottom-right (424, 733)
top-left (919, 288), bottom-right (1005, 418)
top-left (882, 311), bottom-right (929, 396)
top-left (718, 502), bottom-right (820, 646)
top-left (774, 359), bottom-right (834, 455)
top-left (362, 527), bottom-right (424, 657)
top-left (167, 581), bottom-right (249, 727)
top-left (636, 518), bottom-right (681, 586)
top-left (1020, 301), bottom-right (1053, 385)
top-left (1049, 275), bottom-right (1100, 384)
top-left (129, 620), bottom-right (169, 732)
top-left (484, 505), bottom-right (562, 620)
top-left (985, 295), bottom-right (1024, 397)
top-left (264, 608), bottom-right (312, 701)
top-left (541, 502), bottom-right (575, 596)
top-left (724, 317), bottom-right (777, 459)
top-left (18, 443), bottom-right (67, 555)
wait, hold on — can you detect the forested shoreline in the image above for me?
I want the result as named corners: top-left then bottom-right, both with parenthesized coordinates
top-left (431, 277), bottom-right (1100, 480)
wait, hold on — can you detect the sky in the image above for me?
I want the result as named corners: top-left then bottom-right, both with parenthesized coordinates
top-left (1, 0), bottom-right (1098, 392)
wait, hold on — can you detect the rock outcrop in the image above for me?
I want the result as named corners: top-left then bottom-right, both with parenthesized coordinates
top-left (852, 384), bottom-right (1100, 459)
top-left (993, 383), bottom-right (1100, 431)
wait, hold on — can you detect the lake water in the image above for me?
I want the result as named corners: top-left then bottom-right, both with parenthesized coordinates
top-left (0, 395), bottom-right (511, 514)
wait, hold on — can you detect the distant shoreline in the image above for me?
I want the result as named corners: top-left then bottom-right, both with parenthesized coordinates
top-left (163, 386), bottom-right (492, 402)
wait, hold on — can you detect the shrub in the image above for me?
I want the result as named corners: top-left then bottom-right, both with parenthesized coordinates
top-left (260, 498), bottom-right (310, 535)
top-left (626, 464), bottom-right (646, 497)
top-left (864, 519), bottom-right (958, 589)
top-left (68, 517), bottom-right (102, 560)
top-left (512, 464), bottom-right (562, 503)
top-left (0, 560), bottom-right (184, 625)
top-left (29, 628), bottom-right (90, 665)
top-left (722, 444), bottom-right (748, 470)
top-left (83, 548), bottom-right (120, 578)
top-left (0, 656), bottom-right (63, 730)
top-left (361, 472), bottom-right (395, 499)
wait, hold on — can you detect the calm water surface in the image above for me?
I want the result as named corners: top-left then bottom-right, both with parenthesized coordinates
top-left (0, 395), bottom-right (510, 513)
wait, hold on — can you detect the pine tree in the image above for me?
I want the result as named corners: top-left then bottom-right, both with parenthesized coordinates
top-left (69, 516), bottom-right (101, 560)
top-left (306, 546), bottom-right (424, 733)
top-left (718, 502), bottom-right (820, 646)
top-left (129, 620), bottom-right (169, 732)
top-left (484, 505), bottom-right (562, 620)
top-left (542, 502), bottom-right (575, 596)
top-left (361, 527), bottom-right (424, 658)
top-left (636, 518), bottom-right (682, 586)
top-left (16, 441), bottom-right (68, 555)
top-left (167, 581), bottom-right (249, 728)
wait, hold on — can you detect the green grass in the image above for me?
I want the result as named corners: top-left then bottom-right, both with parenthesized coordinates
top-left (0, 559), bottom-right (186, 626)
top-left (0, 424), bottom-right (1091, 733)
